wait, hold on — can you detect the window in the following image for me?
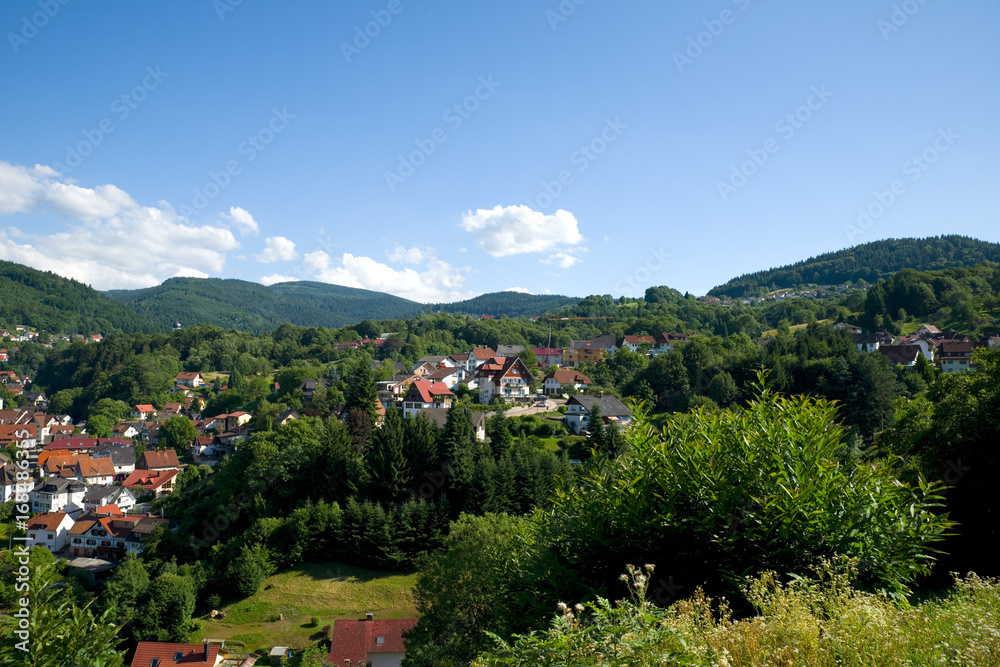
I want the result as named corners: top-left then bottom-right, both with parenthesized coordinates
top-left (174, 652), bottom-right (184, 661)
top-left (376, 636), bottom-right (384, 645)
top-left (150, 660), bottom-right (159, 667)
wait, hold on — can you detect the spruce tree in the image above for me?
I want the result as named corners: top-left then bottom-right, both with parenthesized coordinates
top-left (369, 407), bottom-right (410, 503)
top-left (586, 403), bottom-right (606, 450)
top-left (346, 362), bottom-right (379, 422)
top-left (486, 410), bottom-right (513, 460)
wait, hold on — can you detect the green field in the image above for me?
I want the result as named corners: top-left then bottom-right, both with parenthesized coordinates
top-left (191, 562), bottom-right (418, 653)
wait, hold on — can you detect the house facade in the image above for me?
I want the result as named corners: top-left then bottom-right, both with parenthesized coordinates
top-left (26, 512), bottom-right (75, 552)
top-left (564, 394), bottom-right (634, 435)
top-left (31, 477), bottom-right (87, 516)
top-left (402, 380), bottom-right (454, 419)
top-left (543, 369), bottom-right (593, 396)
top-left (327, 617), bottom-right (418, 667)
top-left (477, 357), bottom-right (534, 404)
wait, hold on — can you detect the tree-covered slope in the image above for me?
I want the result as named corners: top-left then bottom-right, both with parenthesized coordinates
top-left (709, 236), bottom-right (1000, 298)
top-left (107, 278), bottom-right (422, 333)
top-left (421, 291), bottom-right (580, 318)
top-left (0, 260), bottom-right (158, 335)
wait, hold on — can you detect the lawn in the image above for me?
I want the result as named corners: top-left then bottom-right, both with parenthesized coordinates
top-left (761, 318), bottom-right (831, 337)
top-left (190, 562), bottom-right (418, 653)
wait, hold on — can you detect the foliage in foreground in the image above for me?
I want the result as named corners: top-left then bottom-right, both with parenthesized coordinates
top-left (476, 563), bottom-right (1000, 667)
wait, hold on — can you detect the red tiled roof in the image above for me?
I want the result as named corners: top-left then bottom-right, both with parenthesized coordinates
top-left (407, 379), bottom-right (454, 403)
top-left (27, 512), bottom-right (68, 531)
top-left (471, 347), bottom-right (496, 359)
top-left (176, 372), bottom-right (202, 381)
top-left (141, 450), bottom-right (181, 469)
top-left (130, 641), bottom-right (220, 666)
top-left (123, 468), bottom-right (179, 490)
top-left (328, 618), bottom-right (418, 665)
top-left (622, 335), bottom-right (656, 345)
top-left (547, 369), bottom-right (593, 385)
top-left (77, 457), bottom-right (115, 478)
top-left (134, 404), bottom-right (156, 412)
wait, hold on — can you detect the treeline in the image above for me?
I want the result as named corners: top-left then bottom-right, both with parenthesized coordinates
top-left (709, 235), bottom-right (1000, 297)
top-left (0, 260), bottom-right (157, 335)
top-left (420, 291), bottom-right (580, 318)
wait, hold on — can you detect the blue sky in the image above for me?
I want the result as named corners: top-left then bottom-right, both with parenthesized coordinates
top-left (1, 1), bottom-right (997, 302)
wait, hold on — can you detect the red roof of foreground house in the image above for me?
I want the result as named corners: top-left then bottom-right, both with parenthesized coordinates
top-left (26, 512), bottom-right (68, 532)
top-left (546, 369), bottom-right (593, 385)
top-left (140, 449), bottom-right (181, 469)
top-left (406, 379), bottom-right (454, 403)
top-left (471, 346), bottom-right (497, 360)
top-left (122, 468), bottom-right (179, 491)
top-left (130, 641), bottom-right (220, 666)
top-left (328, 618), bottom-right (418, 666)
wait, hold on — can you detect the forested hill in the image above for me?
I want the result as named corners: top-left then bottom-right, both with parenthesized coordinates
top-left (420, 291), bottom-right (580, 318)
top-left (107, 278), bottom-right (422, 333)
top-left (709, 236), bottom-right (1000, 298)
top-left (0, 261), bottom-right (158, 335)
top-left (107, 280), bottom-right (579, 333)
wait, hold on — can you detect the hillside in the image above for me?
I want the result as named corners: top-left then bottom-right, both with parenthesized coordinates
top-left (107, 278), bottom-right (422, 333)
top-left (420, 291), bottom-right (580, 318)
top-left (0, 261), bottom-right (158, 335)
top-left (709, 235), bottom-right (1000, 298)
top-left (107, 279), bottom-right (578, 333)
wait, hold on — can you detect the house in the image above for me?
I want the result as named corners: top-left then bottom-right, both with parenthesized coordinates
top-left (175, 372), bottom-right (205, 388)
top-left (878, 345), bottom-right (922, 368)
top-left (140, 449), bottom-right (181, 471)
top-left (426, 366), bottom-right (473, 390)
top-left (377, 375), bottom-right (418, 407)
top-left (94, 445), bottom-right (137, 476)
top-left (73, 457), bottom-right (117, 486)
top-left (988, 335), bottom-right (1000, 349)
top-left (161, 402), bottom-right (184, 416)
top-left (23, 391), bottom-right (47, 407)
top-left (1, 464), bottom-right (20, 502)
top-left (0, 423), bottom-right (38, 449)
top-left (276, 409), bottom-right (301, 426)
top-left (409, 361), bottom-right (438, 378)
top-left (420, 407), bottom-right (488, 441)
top-left (415, 355), bottom-right (461, 370)
top-left (532, 347), bottom-right (564, 368)
top-left (652, 332), bottom-right (692, 355)
top-left (129, 641), bottom-right (223, 667)
top-left (940, 341), bottom-right (979, 374)
top-left (83, 485), bottom-right (137, 514)
top-left (402, 380), bottom-right (454, 419)
top-left (30, 477), bottom-right (87, 516)
top-left (466, 346), bottom-right (497, 372)
top-left (0, 349), bottom-right (7, 362)
top-left (132, 404), bottom-right (157, 420)
top-left (916, 324), bottom-right (942, 338)
top-left (564, 394), bottom-right (634, 435)
top-left (897, 335), bottom-right (935, 361)
top-left (855, 333), bottom-right (881, 353)
top-left (621, 335), bottom-right (656, 353)
top-left (477, 356), bottom-right (534, 404)
top-left (213, 412), bottom-right (251, 432)
top-left (111, 422), bottom-right (140, 439)
top-left (833, 323), bottom-right (863, 335)
top-left (564, 340), bottom-right (606, 367)
top-left (327, 616), bottom-right (418, 667)
top-left (544, 369), bottom-right (593, 396)
top-left (496, 344), bottom-right (525, 357)
top-left (67, 513), bottom-right (121, 560)
top-left (122, 468), bottom-right (180, 498)
top-left (299, 378), bottom-right (330, 401)
top-left (26, 512), bottom-right (75, 552)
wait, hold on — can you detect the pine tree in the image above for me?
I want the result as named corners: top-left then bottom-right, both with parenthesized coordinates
top-left (441, 405), bottom-right (477, 511)
top-left (404, 411), bottom-right (440, 483)
top-left (486, 411), bottom-right (512, 459)
top-left (346, 362), bottom-right (378, 422)
top-left (605, 421), bottom-right (627, 459)
top-left (369, 407), bottom-right (410, 503)
top-left (586, 403), bottom-right (606, 450)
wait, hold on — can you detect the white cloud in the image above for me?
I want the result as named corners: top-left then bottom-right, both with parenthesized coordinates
top-left (255, 236), bottom-right (298, 263)
top-left (388, 244), bottom-right (429, 264)
top-left (222, 206), bottom-right (260, 236)
top-left (0, 160), bottom-right (240, 289)
top-left (505, 286), bottom-right (532, 294)
top-left (542, 250), bottom-right (584, 269)
top-left (459, 205), bottom-right (585, 260)
top-left (259, 274), bottom-right (298, 286)
top-left (301, 249), bottom-right (473, 303)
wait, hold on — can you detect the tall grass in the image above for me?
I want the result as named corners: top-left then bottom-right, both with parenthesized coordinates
top-left (476, 562), bottom-right (1000, 666)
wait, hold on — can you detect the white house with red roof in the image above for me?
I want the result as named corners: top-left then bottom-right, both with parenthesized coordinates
top-left (175, 371), bottom-right (204, 388)
top-left (621, 335), bottom-right (656, 353)
top-left (477, 356), bottom-right (534, 404)
top-left (122, 468), bottom-right (180, 497)
top-left (327, 616), bottom-right (418, 667)
top-left (132, 404), bottom-right (158, 420)
top-left (533, 347), bottom-right (564, 367)
top-left (26, 511), bottom-right (75, 552)
top-left (544, 369), bottom-right (593, 396)
top-left (466, 346), bottom-right (497, 372)
top-left (402, 380), bottom-right (454, 419)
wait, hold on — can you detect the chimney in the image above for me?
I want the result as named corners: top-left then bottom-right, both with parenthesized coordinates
top-left (366, 612), bottom-right (374, 621)
top-left (203, 640), bottom-right (209, 662)
top-left (598, 391), bottom-right (604, 399)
